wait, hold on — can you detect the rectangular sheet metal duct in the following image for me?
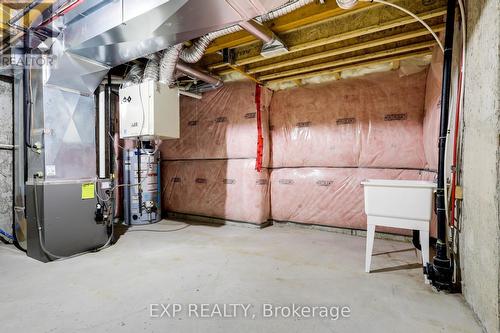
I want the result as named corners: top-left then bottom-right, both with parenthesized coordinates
top-left (62, 0), bottom-right (290, 68)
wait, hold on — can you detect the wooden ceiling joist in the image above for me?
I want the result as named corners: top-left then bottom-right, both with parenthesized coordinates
top-left (209, 6), bottom-right (446, 72)
top-left (265, 49), bottom-right (433, 85)
top-left (205, 1), bottom-right (379, 54)
top-left (258, 40), bottom-right (436, 81)
top-left (245, 24), bottom-right (444, 75)
top-left (227, 64), bottom-right (263, 84)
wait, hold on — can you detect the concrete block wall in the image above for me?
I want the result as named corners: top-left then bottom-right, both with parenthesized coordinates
top-left (0, 78), bottom-right (13, 240)
top-left (460, 1), bottom-right (500, 332)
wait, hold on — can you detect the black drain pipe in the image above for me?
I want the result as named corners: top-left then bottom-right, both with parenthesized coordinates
top-left (424, 0), bottom-right (456, 291)
top-left (412, 230), bottom-right (421, 251)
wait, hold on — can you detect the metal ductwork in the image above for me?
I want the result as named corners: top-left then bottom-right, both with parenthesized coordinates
top-left (62, 0), bottom-right (290, 69)
top-left (40, 0), bottom-right (315, 92)
top-left (258, 0), bottom-right (315, 21)
top-left (15, 0), bottom-right (308, 262)
top-left (239, 20), bottom-right (288, 57)
top-left (179, 0), bottom-right (315, 64)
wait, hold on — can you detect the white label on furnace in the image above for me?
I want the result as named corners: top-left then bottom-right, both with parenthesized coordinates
top-left (101, 181), bottom-right (112, 189)
top-left (46, 165), bottom-right (56, 176)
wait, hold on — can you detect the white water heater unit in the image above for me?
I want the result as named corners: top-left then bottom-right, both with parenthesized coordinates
top-left (119, 81), bottom-right (180, 139)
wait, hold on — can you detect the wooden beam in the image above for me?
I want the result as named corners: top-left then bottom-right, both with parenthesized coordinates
top-left (246, 24), bottom-right (444, 74)
top-left (258, 40), bottom-right (436, 81)
top-left (265, 50), bottom-right (433, 85)
top-left (269, 2), bottom-right (379, 34)
top-left (205, 1), bottom-right (378, 54)
top-left (0, 4), bottom-right (13, 31)
top-left (210, 62), bottom-right (231, 70)
top-left (227, 64), bottom-right (262, 84)
top-left (1, 1), bottom-right (55, 29)
top-left (238, 7), bottom-right (446, 67)
top-left (209, 7), bottom-right (446, 73)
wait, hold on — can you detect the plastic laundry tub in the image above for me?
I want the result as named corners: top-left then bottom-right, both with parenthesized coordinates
top-left (362, 179), bottom-right (436, 279)
top-left (362, 179), bottom-right (436, 221)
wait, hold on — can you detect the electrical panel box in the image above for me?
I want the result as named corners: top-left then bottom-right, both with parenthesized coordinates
top-left (119, 81), bottom-right (180, 139)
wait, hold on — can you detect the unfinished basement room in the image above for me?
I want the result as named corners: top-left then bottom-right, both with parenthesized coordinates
top-left (0, 0), bottom-right (498, 332)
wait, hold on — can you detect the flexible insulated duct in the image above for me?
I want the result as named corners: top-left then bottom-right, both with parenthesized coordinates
top-left (335, 0), bottom-right (358, 10)
top-left (179, 25), bottom-right (243, 63)
top-left (159, 43), bottom-right (184, 85)
top-left (122, 63), bottom-right (144, 88)
top-left (142, 1), bottom-right (315, 85)
top-left (144, 43), bottom-right (222, 87)
top-left (143, 53), bottom-right (161, 82)
top-left (258, 0), bottom-right (315, 21)
top-left (179, 0), bottom-right (315, 63)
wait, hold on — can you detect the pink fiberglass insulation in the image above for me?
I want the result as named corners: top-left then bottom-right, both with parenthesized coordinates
top-left (270, 70), bottom-right (428, 169)
top-left (423, 47), bottom-right (443, 171)
top-left (162, 159), bottom-right (270, 224)
top-left (270, 167), bottom-right (437, 236)
top-left (160, 81), bottom-right (272, 166)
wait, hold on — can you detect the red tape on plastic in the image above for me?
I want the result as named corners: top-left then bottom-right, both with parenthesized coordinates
top-left (255, 84), bottom-right (263, 172)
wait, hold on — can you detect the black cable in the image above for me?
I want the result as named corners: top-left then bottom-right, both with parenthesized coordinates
top-left (23, 33), bottom-right (33, 150)
top-left (127, 224), bottom-right (190, 233)
top-left (0, 236), bottom-right (11, 245)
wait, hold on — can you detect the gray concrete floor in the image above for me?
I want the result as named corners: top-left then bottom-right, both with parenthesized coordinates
top-left (0, 220), bottom-right (482, 332)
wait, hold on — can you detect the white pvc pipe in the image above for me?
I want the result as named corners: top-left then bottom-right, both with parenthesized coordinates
top-left (337, 0), bottom-right (445, 52)
top-left (0, 144), bottom-right (15, 149)
top-left (179, 90), bottom-right (202, 100)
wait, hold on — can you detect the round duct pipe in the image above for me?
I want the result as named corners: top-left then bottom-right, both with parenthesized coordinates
top-left (176, 61), bottom-right (223, 88)
top-left (179, 0), bottom-right (315, 64)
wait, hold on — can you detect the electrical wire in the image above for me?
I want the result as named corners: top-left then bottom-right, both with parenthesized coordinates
top-left (127, 224), bottom-right (190, 233)
top-left (93, 151), bottom-right (154, 203)
top-left (138, 81), bottom-right (146, 138)
top-left (359, 0), bottom-right (445, 52)
top-left (108, 132), bottom-right (128, 152)
top-left (0, 228), bottom-right (14, 242)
